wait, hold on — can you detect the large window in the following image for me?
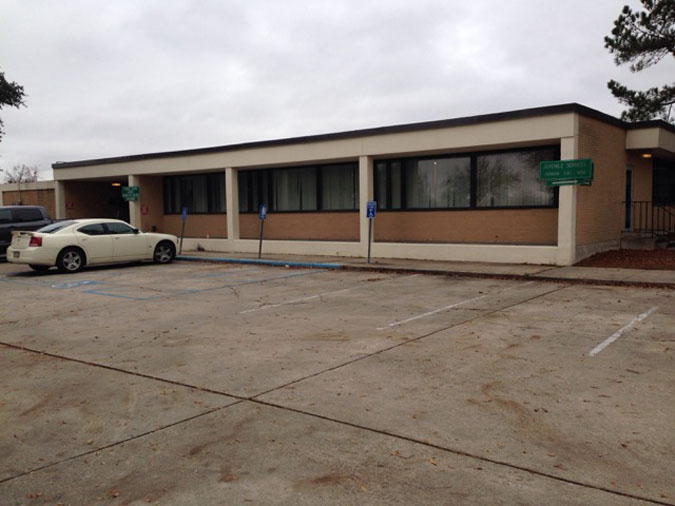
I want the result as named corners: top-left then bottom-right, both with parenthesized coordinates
top-left (239, 162), bottom-right (359, 212)
top-left (375, 147), bottom-right (558, 210)
top-left (477, 150), bottom-right (555, 207)
top-left (164, 173), bottom-right (225, 214)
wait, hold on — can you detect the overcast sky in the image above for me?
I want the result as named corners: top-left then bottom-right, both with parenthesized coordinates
top-left (1, 0), bottom-right (673, 180)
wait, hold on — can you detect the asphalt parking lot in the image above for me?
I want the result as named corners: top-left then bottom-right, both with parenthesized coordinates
top-left (0, 260), bottom-right (673, 505)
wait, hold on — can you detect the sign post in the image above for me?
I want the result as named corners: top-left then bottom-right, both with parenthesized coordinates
top-left (179, 207), bottom-right (188, 255)
top-left (258, 204), bottom-right (267, 259)
top-left (540, 159), bottom-right (593, 186)
top-left (366, 201), bottom-right (376, 264)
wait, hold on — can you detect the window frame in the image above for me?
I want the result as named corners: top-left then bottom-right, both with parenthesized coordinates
top-left (374, 145), bottom-right (560, 212)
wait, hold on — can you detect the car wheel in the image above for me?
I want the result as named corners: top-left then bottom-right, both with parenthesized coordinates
top-left (29, 264), bottom-right (50, 272)
top-left (153, 241), bottom-right (175, 264)
top-left (57, 247), bottom-right (85, 273)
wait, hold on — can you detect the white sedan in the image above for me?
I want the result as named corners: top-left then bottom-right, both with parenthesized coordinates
top-left (7, 219), bottom-right (179, 273)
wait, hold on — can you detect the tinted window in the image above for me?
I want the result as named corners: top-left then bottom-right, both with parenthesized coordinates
top-left (78, 224), bottom-right (107, 236)
top-left (38, 221), bottom-right (75, 233)
top-left (12, 208), bottom-right (43, 222)
top-left (0, 209), bottom-right (11, 223)
top-left (105, 222), bottom-right (135, 234)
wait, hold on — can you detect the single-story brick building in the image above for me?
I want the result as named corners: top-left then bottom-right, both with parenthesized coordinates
top-left (51, 103), bottom-right (675, 266)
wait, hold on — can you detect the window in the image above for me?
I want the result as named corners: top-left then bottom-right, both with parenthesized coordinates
top-left (163, 173), bottom-right (225, 214)
top-left (238, 163), bottom-right (359, 212)
top-left (405, 157), bottom-right (470, 208)
top-left (477, 150), bottom-right (555, 207)
top-left (321, 163), bottom-right (359, 210)
top-left (375, 147), bottom-right (558, 210)
top-left (78, 224), bottom-right (107, 236)
top-left (38, 221), bottom-right (75, 233)
top-left (272, 167), bottom-right (317, 211)
top-left (12, 208), bottom-right (44, 222)
top-left (105, 222), bottom-right (135, 234)
top-left (0, 209), bottom-right (11, 223)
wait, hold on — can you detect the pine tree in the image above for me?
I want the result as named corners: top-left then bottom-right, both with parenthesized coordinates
top-left (0, 70), bottom-right (26, 142)
top-left (605, 0), bottom-right (675, 123)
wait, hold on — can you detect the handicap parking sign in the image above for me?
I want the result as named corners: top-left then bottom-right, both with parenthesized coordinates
top-left (366, 201), bottom-right (377, 219)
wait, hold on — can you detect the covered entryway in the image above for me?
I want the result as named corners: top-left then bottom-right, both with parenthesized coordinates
top-left (60, 178), bottom-right (129, 221)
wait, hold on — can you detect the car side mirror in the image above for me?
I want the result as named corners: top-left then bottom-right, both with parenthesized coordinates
top-left (133, 228), bottom-right (139, 234)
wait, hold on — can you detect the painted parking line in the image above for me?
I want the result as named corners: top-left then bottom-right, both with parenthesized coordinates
top-left (239, 287), bottom-right (358, 314)
top-left (239, 273), bottom-right (421, 314)
top-left (588, 306), bottom-right (658, 357)
top-left (376, 281), bottom-right (535, 330)
top-left (51, 280), bottom-right (100, 289)
top-left (80, 269), bottom-right (327, 301)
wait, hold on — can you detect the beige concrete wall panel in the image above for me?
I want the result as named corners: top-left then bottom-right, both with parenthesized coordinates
top-left (576, 117), bottom-right (627, 246)
top-left (626, 127), bottom-right (675, 155)
top-left (162, 214), bottom-right (227, 238)
top-left (626, 128), bottom-right (661, 150)
top-left (54, 114), bottom-right (576, 180)
top-left (239, 213), bottom-right (359, 241)
top-left (373, 209), bottom-right (557, 245)
top-left (658, 128), bottom-right (675, 154)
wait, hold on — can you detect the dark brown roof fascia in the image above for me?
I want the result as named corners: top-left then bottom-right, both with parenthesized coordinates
top-left (51, 103), bottom-right (674, 169)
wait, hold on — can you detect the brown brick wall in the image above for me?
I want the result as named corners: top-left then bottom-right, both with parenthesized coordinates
top-left (138, 176), bottom-right (165, 233)
top-left (3, 189), bottom-right (55, 218)
top-left (629, 153), bottom-right (652, 202)
top-left (374, 209), bottom-right (558, 244)
top-left (240, 212), bottom-right (359, 241)
top-left (576, 117), bottom-right (627, 246)
top-left (163, 214), bottom-right (227, 238)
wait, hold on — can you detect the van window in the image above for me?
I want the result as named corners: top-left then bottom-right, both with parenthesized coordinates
top-left (0, 209), bottom-right (11, 223)
top-left (12, 208), bottom-right (44, 222)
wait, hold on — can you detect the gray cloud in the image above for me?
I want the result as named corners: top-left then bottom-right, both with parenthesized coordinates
top-left (0, 0), bottom-right (673, 179)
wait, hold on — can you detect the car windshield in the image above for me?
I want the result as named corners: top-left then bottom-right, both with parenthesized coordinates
top-left (37, 220), bottom-right (76, 234)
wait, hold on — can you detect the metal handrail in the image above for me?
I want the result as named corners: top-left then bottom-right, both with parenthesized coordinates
top-left (624, 201), bottom-right (675, 239)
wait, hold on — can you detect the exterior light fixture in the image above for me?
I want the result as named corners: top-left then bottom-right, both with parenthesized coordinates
top-left (111, 182), bottom-right (122, 186)
top-left (641, 153), bottom-right (652, 159)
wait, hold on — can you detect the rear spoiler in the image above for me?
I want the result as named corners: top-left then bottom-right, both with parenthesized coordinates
top-left (10, 230), bottom-right (36, 237)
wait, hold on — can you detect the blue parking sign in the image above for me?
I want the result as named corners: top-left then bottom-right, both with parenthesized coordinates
top-left (366, 201), bottom-right (377, 219)
top-left (259, 204), bottom-right (267, 220)
top-left (181, 207), bottom-right (188, 222)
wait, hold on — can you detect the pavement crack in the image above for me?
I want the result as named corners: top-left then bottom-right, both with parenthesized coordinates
top-left (0, 402), bottom-right (240, 486)
top-left (249, 399), bottom-right (673, 506)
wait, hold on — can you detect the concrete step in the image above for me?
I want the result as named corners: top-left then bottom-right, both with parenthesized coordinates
top-left (621, 234), bottom-right (656, 251)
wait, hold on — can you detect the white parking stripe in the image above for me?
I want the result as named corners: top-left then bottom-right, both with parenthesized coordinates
top-left (240, 287), bottom-right (358, 313)
top-left (589, 306), bottom-right (658, 357)
top-left (376, 294), bottom-right (487, 330)
top-left (376, 281), bottom-right (535, 331)
top-left (239, 274), bottom-right (422, 314)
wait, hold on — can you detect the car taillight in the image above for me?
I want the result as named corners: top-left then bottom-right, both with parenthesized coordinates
top-left (29, 236), bottom-right (42, 247)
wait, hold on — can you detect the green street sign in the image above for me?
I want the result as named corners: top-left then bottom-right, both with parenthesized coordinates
top-left (121, 185), bottom-right (140, 201)
top-left (540, 159), bottom-right (593, 185)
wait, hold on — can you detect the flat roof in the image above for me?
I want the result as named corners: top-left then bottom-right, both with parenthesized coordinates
top-left (52, 103), bottom-right (675, 169)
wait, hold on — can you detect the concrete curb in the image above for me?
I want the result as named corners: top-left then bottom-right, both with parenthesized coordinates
top-left (176, 256), bottom-right (675, 290)
top-left (177, 255), bottom-right (342, 270)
